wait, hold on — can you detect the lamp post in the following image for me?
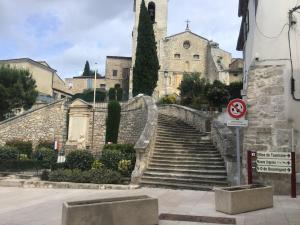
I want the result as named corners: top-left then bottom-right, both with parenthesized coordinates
top-left (91, 62), bottom-right (98, 152)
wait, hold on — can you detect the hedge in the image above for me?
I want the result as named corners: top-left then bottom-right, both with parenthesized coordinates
top-left (105, 101), bottom-right (121, 144)
top-left (5, 140), bottom-right (33, 157)
top-left (65, 150), bottom-right (94, 171)
top-left (48, 168), bottom-right (122, 184)
top-left (0, 146), bottom-right (18, 160)
top-left (32, 148), bottom-right (57, 168)
top-left (0, 160), bottom-right (49, 171)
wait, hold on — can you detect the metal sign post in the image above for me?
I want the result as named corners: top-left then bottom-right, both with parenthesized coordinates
top-left (226, 99), bottom-right (248, 186)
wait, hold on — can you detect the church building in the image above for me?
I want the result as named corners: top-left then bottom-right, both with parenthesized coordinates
top-left (128, 0), bottom-right (238, 99)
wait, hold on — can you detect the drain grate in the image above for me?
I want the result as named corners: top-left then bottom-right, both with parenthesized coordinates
top-left (159, 213), bottom-right (236, 224)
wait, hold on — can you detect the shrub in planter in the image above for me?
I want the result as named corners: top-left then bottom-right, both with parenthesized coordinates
top-left (65, 150), bottom-right (94, 171)
top-left (0, 146), bottom-right (18, 160)
top-left (103, 144), bottom-right (136, 165)
top-left (5, 140), bottom-right (33, 158)
top-left (32, 147), bottom-right (57, 168)
top-left (48, 169), bottom-right (71, 182)
top-left (0, 160), bottom-right (45, 171)
top-left (105, 101), bottom-right (121, 144)
top-left (90, 168), bottom-right (122, 184)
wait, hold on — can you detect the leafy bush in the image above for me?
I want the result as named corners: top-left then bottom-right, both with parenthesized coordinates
top-left (41, 170), bottom-right (50, 181)
top-left (227, 81), bottom-right (243, 100)
top-left (48, 168), bottom-right (122, 184)
top-left (207, 80), bottom-right (229, 109)
top-left (36, 141), bottom-right (53, 150)
top-left (72, 89), bottom-right (106, 102)
top-left (32, 148), bottom-right (57, 168)
top-left (118, 160), bottom-right (133, 176)
top-left (5, 140), bottom-right (33, 157)
top-left (102, 144), bottom-right (136, 172)
top-left (65, 150), bottom-right (94, 171)
top-left (158, 94), bottom-right (177, 105)
top-left (116, 88), bottom-right (123, 101)
top-left (90, 168), bottom-right (122, 184)
top-left (0, 160), bottom-right (46, 171)
top-left (92, 160), bottom-right (103, 170)
top-left (0, 146), bottom-right (18, 160)
top-left (105, 101), bottom-right (121, 144)
top-left (108, 88), bottom-right (116, 101)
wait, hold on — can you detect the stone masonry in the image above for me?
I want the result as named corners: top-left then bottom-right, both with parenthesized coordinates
top-left (243, 65), bottom-right (297, 194)
top-left (0, 100), bottom-right (68, 149)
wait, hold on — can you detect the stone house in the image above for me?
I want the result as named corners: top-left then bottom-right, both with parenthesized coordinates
top-left (0, 58), bottom-right (72, 104)
top-left (237, 0), bottom-right (300, 193)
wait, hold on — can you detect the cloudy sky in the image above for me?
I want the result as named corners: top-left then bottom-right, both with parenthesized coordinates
top-left (0, 0), bottom-right (242, 78)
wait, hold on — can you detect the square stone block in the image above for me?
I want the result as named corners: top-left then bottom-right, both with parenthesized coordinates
top-left (215, 185), bottom-right (273, 215)
top-left (62, 195), bottom-right (159, 225)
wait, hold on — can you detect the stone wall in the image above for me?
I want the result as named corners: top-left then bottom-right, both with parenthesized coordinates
top-left (158, 104), bottom-right (211, 133)
top-left (118, 96), bottom-right (148, 145)
top-left (0, 100), bottom-right (68, 149)
top-left (211, 120), bottom-right (239, 185)
top-left (243, 65), bottom-right (295, 194)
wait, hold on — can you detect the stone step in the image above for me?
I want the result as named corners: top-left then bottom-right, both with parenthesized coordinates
top-left (140, 180), bottom-right (215, 191)
top-left (155, 139), bottom-right (214, 145)
top-left (154, 149), bottom-right (219, 154)
top-left (155, 143), bottom-right (215, 148)
top-left (146, 167), bottom-right (227, 176)
top-left (153, 152), bottom-right (221, 158)
top-left (141, 176), bottom-right (228, 186)
top-left (148, 163), bottom-right (226, 170)
top-left (157, 127), bottom-right (201, 133)
top-left (143, 171), bottom-right (227, 181)
top-left (150, 159), bottom-right (225, 166)
top-left (156, 132), bottom-right (206, 138)
top-left (151, 155), bottom-right (224, 162)
top-left (157, 123), bottom-right (195, 130)
top-left (156, 136), bottom-right (211, 142)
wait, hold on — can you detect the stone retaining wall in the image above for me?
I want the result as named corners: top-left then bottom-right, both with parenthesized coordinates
top-left (118, 97), bottom-right (148, 145)
top-left (158, 104), bottom-right (211, 133)
top-left (0, 100), bottom-right (68, 149)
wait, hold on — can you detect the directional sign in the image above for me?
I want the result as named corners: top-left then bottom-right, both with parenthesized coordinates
top-left (257, 165), bottom-right (292, 174)
top-left (227, 99), bottom-right (247, 119)
top-left (257, 152), bottom-right (291, 160)
top-left (257, 158), bottom-right (291, 167)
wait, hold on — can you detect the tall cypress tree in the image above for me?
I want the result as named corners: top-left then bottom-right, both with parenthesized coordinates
top-left (83, 61), bottom-right (90, 76)
top-left (132, 0), bottom-right (159, 96)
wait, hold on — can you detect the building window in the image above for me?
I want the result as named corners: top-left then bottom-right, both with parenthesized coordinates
top-left (100, 84), bottom-right (106, 89)
top-left (87, 79), bottom-right (93, 89)
top-left (148, 2), bottom-right (155, 23)
top-left (115, 84), bottom-right (121, 89)
top-left (113, 70), bottom-right (118, 77)
top-left (193, 54), bottom-right (200, 60)
top-left (183, 40), bottom-right (191, 49)
top-left (174, 54), bottom-right (181, 59)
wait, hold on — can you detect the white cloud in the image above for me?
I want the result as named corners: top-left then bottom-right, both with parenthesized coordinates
top-left (0, 0), bottom-right (242, 78)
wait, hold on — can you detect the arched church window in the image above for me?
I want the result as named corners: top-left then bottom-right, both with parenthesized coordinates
top-left (148, 2), bottom-right (156, 23)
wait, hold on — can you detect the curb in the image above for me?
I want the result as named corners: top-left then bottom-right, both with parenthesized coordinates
top-left (0, 179), bottom-right (140, 190)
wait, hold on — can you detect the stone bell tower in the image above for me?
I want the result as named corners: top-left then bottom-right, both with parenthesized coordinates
top-left (132, 0), bottom-right (169, 64)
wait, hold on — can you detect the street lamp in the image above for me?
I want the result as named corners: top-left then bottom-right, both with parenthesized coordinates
top-left (91, 62), bottom-right (98, 151)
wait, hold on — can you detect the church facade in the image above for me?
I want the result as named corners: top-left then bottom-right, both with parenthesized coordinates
top-left (128, 0), bottom-right (239, 99)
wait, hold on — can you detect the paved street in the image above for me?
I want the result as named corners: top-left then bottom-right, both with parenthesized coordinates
top-left (0, 187), bottom-right (299, 225)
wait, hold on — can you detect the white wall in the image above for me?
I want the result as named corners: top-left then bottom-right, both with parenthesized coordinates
top-left (243, 0), bottom-right (300, 154)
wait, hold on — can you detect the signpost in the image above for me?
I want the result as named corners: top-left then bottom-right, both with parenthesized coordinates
top-left (247, 150), bottom-right (297, 198)
top-left (226, 99), bottom-right (248, 185)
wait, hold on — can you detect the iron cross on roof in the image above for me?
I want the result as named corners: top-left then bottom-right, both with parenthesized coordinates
top-left (185, 19), bottom-right (191, 31)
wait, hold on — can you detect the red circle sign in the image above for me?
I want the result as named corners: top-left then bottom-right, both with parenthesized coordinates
top-left (227, 99), bottom-right (247, 119)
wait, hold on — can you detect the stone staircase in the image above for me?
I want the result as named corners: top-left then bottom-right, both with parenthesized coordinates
top-left (140, 114), bottom-right (228, 191)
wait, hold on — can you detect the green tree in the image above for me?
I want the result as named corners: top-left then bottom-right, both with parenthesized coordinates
top-left (82, 61), bottom-right (91, 77)
top-left (207, 80), bottom-right (229, 109)
top-left (227, 81), bottom-right (243, 100)
top-left (0, 65), bottom-right (38, 120)
top-left (179, 72), bottom-right (209, 105)
top-left (132, 0), bottom-right (159, 96)
top-left (105, 101), bottom-right (121, 144)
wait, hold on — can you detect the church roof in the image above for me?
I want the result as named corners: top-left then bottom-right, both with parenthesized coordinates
top-left (107, 56), bottom-right (132, 61)
top-left (165, 30), bottom-right (209, 42)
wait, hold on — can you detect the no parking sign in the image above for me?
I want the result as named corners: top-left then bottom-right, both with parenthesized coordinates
top-left (227, 99), bottom-right (248, 127)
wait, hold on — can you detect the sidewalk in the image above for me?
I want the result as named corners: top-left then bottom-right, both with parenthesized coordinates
top-left (0, 187), bottom-right (299, 225)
